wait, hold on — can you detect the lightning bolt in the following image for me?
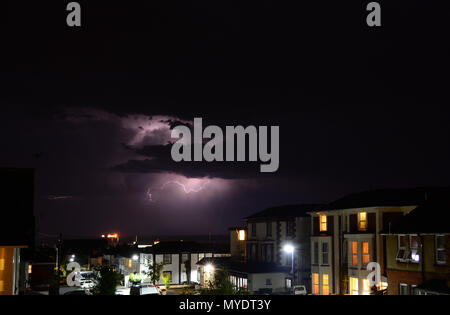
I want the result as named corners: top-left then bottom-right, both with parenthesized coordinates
top-left (146, 179), bottom-right (209, 202)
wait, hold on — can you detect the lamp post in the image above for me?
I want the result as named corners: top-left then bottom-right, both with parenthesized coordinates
top-left (283, 244), bottom-right (294, 289)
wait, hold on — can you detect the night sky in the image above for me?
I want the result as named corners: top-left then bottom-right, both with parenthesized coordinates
top-left (1, 1), bottom-right (449, 239)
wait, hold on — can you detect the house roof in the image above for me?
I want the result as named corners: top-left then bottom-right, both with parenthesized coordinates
top-left (318, 187), bottom-right (450, 211)
top-left (380, 197), bottom-right (450, 234)
top-left (197, 257), bottom-right (291, 274)
top-left (245, 204), bottom-right (323, 221)
top-left (143, 241), bottom-right (229, 255)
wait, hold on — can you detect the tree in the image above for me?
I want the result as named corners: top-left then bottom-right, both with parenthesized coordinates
top-left (144, 261), bottom-right (165, 285)
top-left (91, 266), bottom-right (122, 295)
top-left (200, 268), bottom-right (250, 295)
top-left (161, 272), bottom-right (172, 289)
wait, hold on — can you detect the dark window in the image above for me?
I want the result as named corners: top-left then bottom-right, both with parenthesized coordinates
top-left (322, 242), bottom-right (329, 265)
top-left (251, 244), bottom-right (257, 260)
top-left (267, 244), bottom-right (273, 263)
top-left (251, 223), bottom-right (256, 237)
top-left (266, 222), bottom-right (272, 237)
top-left (287, 221), bottom-right (294, 237)
top-left (163, 254), bottom-right (172, 264)
top-left (266, 278), bottom-right (272, 285)
top-left (313, 241), bottom-right (319, 265)
top-left (436, 235), bottom-right (446, 264)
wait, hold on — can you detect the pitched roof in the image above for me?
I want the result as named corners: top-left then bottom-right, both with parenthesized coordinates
top-left (381, 197), bottom-right (450, 234)
top-left (319, 187), bottom-right (450, 211)
top-left (143, 241), bottom-right (229, 254)
top-left (197, 257), bottom-right (291, 274)
top-left (245, 204), bottom-right (323, 221)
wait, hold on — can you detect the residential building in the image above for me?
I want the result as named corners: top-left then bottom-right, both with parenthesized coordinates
top-left (112, 241), bottom-right (230, 286)
top-left (0, 168), bottom-right (35, 295)
top-left (245, 204), bottom-right (322, 291)
top-left (309, 187), bottom-right (444, 295)
top-left (382, 198), bottom-right (450, 295)
top-left (197, 257), bottom-right (291, 294)
top-left (229, 227), bottom-right (247, 260)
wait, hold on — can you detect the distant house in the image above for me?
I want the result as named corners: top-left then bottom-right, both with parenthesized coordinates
top-left (197, 257), bottom-right (291, 294)
top-left (245, 204), bottom-right (322, 291)
top-left (112, 241), bottom-right (230, 286)
top-left (309, 187), bottom-right (447, 295)
top-left (381, 198), bottom-right (450, 295)
top-left (0, 168), bottom-right (35, 295)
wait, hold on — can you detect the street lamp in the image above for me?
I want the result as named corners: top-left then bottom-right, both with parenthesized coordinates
top-left (283, 244), bottom-right (294, 288)
top-left (132, 254), bottom-right (139, 261)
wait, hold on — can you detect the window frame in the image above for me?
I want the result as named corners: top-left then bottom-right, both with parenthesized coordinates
top-left (251, 223), bottom-right (257, 237)
top-left (266, 222), bottom-right (272, 237)
top-left (362, 241), bottom-right (370, 266)
top-left (399, 283), bottom-right (408, 295)
top-left (313, 241), bottom-right (319, 265)
top-left (322, 274), bottom-right (329, 295)
top-left (321, 241), bottom-right (329, 266)
top-left (351, 241), bottom-right (358, 266)
top-left (396, 235), bottom-right (407, 262)
top-left (358, 212), bottom-right (368, 231)
top-left (312, 273), bottom-right (319, 295)
top-left (319, 214), bottom-right (327, 232)
top-left (408, 235), bottom-right (420, 263)
top-left (163, 254), bottom-right (172, 265)
top-left (436, 235), bottom-right (446, 265)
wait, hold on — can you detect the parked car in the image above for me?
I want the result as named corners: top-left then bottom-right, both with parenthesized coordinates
top-left (130, 284), bottom-right (161, 296)
top-left (292, 285), bottom-right (307, 295)
top-left (80, 279), bottom-right (96, 289)
top-left (64, 289), bottom-right (92, 295)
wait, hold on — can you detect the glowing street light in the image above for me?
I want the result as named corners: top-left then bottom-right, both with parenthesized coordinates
top-left (283, 244), bottom-right (294, 254)
top-left (283, 244), bottom-right (295, 288)
top-left (205, 264), bottom-right (214, 273)
top-left (132, 254), bottom-right (139, 261)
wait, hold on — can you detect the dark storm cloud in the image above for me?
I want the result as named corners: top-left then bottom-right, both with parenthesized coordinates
top-left (113, 142), bottom-right (263, 179)
top-left (1, 0), bottom-right (450, 239)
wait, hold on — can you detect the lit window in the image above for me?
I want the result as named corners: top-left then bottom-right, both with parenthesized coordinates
top-left (128, 259), bottom-right (132, 268)
top-left (362, 242), bottom-right (370, 265)
top-left (319, 215), bottom-right (327, 232)
top-left (322, 274), bottom-right (329, 295)
top-left (350, 277), bottom-right (359, 295)
top-left (352, 241), bottom-right (358, 266)
top-left (358, 212), bottom-right (367, 231)
top-left (286, 278), bottom-right (292, 288)
top-left (238, 229), bottom-right (246, 241)
top-left (408, 236), bottom-right (420, 263)
top-left (436, 235), bottom-right (446, 265)
top-left (396, 235), bottom-right (407, 262)
top-left (313, 273), bottom-right (319, 295)
top-left (362, 279), bottom-right (371, 295)
top-left (28, 265), bottom-right (32, 274)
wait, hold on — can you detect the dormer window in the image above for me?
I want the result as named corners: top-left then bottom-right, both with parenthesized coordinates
top-left (319, 214), bottom-right (327, 232)
top-left (358, 212), bottom-right (367, 231)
